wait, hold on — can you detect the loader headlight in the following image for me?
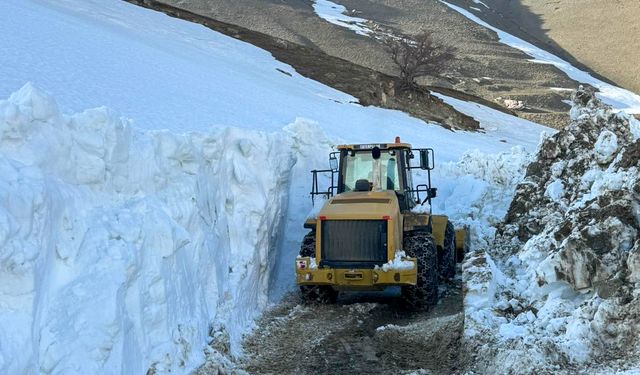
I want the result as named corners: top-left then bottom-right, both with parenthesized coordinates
top-left (296, 259), bottom-right (307, 269)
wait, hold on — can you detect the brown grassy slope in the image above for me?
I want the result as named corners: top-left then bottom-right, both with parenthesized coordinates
top-left (522, 0), bottom-right (640, 94)
top-left (473, 0), bottom-right (640, 95)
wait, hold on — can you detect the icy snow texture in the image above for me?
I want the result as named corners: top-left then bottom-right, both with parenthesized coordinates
top-left (431, 145), bottom-right (533, 251)
top-left (374, 250), bottom-right (415, 272)
top-left (545, 179), bottom-right (565, 203)
top-left (0, 84), bottom-right (294, 374)
top-left (594, 130), bottom-right (619, 164)
top-left (464, 87), bottom-right (640, 374)
top-left (440, 1), bottom-right (640, 114)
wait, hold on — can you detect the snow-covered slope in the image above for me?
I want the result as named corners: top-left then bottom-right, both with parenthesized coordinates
top-left (0, 0), bottom-right (551, 373)
top-left (0, 0), bottom-right (543, 156)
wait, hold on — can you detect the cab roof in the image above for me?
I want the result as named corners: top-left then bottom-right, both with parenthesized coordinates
top-left (336, 142), bottom-right (412, 151)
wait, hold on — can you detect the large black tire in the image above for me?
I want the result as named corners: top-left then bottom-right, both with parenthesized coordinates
top-left (298, 232), bottom-right (338, 304)
top-left (438, 221), bottom-right (456, 280)
top-left (401, 231), bottom-right (438, 308)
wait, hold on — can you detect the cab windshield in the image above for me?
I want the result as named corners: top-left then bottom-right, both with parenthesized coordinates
top-left (342, 150), bottom-right (401, 191)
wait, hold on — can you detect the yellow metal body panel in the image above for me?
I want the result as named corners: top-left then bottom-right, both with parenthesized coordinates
top-left (431, 215), bottom-right (448, 248)
top-left (295, 257), bottom-right (417, 291)
top-left (455, 229), bottom-right (467, 251)
top-left (316, 190), bottom-right (402, 263)
top-left (455, 227), bottom-right (470, 261)
top-left (402, 213), bottom-right (449, 248)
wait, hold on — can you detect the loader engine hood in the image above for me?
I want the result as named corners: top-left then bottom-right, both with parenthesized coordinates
top-left (314, 190), bottom-right (404, 269)
top-left (317, 190), bottom-right (400, 220)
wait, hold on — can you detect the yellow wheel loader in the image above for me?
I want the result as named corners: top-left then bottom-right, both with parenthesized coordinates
top-left (295, 138), bottom-right (469, 307)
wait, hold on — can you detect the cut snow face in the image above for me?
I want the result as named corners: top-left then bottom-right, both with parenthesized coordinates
top-left (0, 84), bottom-right (294, 374)
top-left (464, 86), bottom-right (640, 374)
top-left (440, 1), bottom-right (640, 115)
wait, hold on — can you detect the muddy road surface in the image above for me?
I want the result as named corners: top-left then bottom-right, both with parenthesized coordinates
top-left (241, 282), bottom-right (464, 375)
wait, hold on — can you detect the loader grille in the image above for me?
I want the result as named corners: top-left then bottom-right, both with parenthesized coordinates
top-left (320, 220), bottom-right (388, 268)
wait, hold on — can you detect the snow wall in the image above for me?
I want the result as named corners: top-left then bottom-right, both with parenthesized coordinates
top-left (0, 83), bottom-right (323, 374)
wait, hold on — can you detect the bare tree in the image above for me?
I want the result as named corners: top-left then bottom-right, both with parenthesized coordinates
top-left (384, 31), bottom-right (454, 90)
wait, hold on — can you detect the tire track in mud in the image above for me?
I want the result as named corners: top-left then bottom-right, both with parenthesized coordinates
top-left (241, 281), bottom-right (464, 374)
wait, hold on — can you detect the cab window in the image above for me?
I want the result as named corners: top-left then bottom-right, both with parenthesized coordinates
top-left (342, 151), bottom-right (400, 191)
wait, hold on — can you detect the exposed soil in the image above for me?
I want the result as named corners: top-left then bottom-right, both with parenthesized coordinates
top-left (241, 281), bottom-right (464, 375)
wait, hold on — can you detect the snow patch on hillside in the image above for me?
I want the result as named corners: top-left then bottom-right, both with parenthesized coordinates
top-left (0, 84), bottom-right (294, 374)
top-left (433, 92), bottom-right (552, 148)
top-left (313, 0), bottom-right (372, 36)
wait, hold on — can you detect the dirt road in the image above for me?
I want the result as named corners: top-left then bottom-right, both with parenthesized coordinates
top-left (241, 282), bottom-right (464, 374)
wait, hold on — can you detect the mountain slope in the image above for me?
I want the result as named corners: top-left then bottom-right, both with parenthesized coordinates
top-left (474, 0), bottom-right (640, 95)
top-left (156, 0), bottom-right (640, 129)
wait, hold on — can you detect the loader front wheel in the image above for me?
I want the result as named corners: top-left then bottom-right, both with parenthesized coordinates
top-left (298, 232), bottom-right (338, 304)
top-left (401, 230), bottom-right (438, 308)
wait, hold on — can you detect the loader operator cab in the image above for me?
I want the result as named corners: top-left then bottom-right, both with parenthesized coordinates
top-left (311, 137), bottom-right (437, 212)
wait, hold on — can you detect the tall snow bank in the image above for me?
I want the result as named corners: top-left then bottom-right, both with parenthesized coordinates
top-left (269, 119), bottom-right (337, 301)
top-left (0, 83), bottom-right (294, 374)
top-left (432, 146), bottom-right (533, 250)
top-left (464, 86), bottom-right (640, 374)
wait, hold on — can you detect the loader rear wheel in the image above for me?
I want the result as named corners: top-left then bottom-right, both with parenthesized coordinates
top-left (439, 221), bottom-right (456, 280)
top-left (298, 232), bottom-right (338, 304)
top-left (401, 230), bottom-right (438, 308)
